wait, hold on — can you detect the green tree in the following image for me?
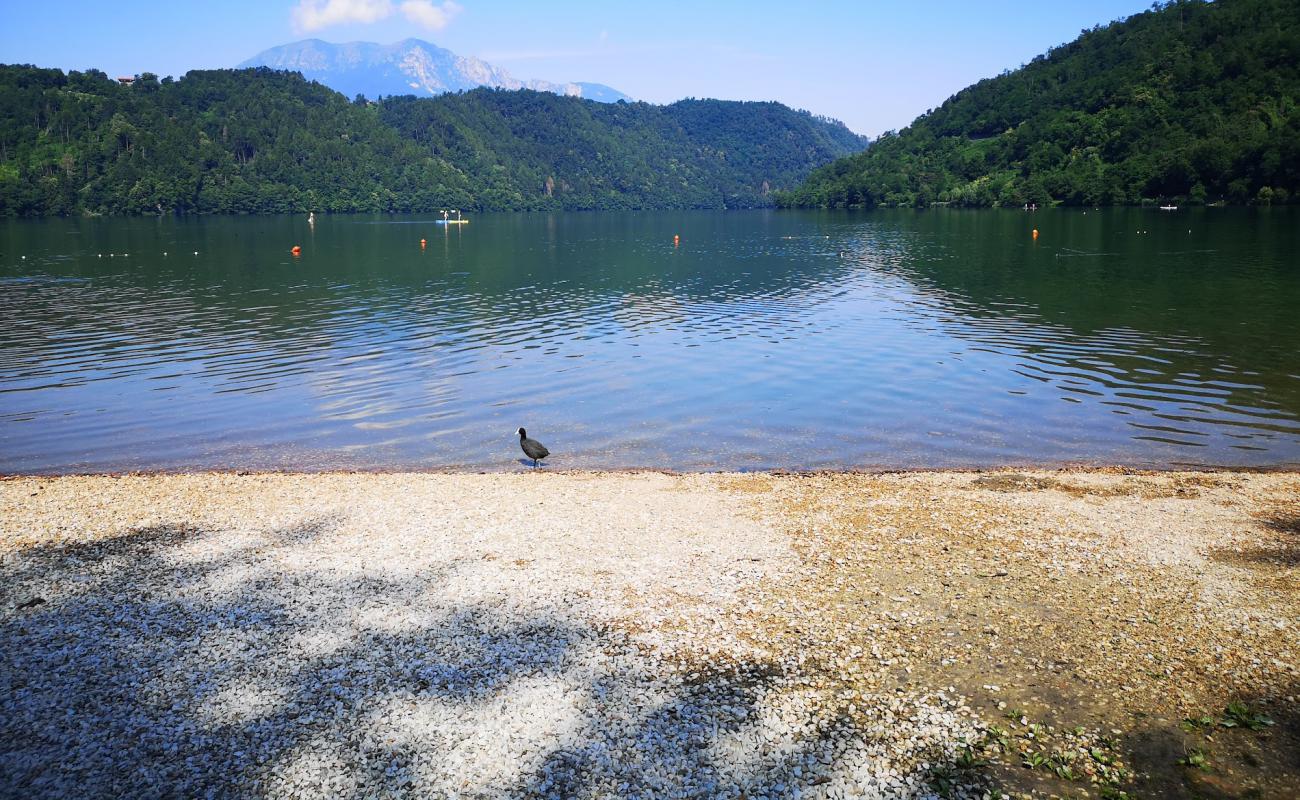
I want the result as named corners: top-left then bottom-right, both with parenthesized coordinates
top-left (780, 0), bottom-right (1300, 209)
top-left (0, 66), bottom-right (866, 216)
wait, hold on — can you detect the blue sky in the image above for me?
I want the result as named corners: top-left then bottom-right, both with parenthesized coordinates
top-left (2, 1), bottom-right (1154, 135)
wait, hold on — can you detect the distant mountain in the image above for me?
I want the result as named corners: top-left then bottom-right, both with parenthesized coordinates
top-left (238, 38), bottom-right (631, 103)
top-left (780, 0), bottom-right (1300, 208)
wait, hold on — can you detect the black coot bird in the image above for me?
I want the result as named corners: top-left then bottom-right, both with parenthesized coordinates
top-left (516, 427), bottom-right (550, 467)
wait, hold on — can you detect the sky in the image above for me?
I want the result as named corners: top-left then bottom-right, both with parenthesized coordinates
top-left (1, 0), bottom-right (1156, 136)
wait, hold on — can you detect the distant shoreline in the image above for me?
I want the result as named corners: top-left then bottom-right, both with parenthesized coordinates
top-left (5, 204), bottom-right (1291, 221)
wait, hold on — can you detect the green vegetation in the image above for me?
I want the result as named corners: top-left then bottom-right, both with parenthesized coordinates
top-left (1178, 746), bottom-right (1211, 771)
top-left (0, 66), bottom-right (865, 216)
top-left (779, 0), bottom-right (1300, 209)
top-left (378, 90), bottom-right (865, 211)
top-left (1220, 701), bottom-right (1275, 730)
top-left (1185, 702), bottom-right (1275, 732)
top-left (1021, 750), bottom-right (1048, 770)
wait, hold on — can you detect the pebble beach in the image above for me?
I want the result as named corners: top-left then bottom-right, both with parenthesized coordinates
top-left (2, 470), bottom-right (1297, 799)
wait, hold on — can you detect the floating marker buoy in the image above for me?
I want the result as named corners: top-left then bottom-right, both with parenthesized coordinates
top-left (291, 245), bottom-right (301, 256)
top-left (193, 251), bottom-right (198, 255)
top-left (1032, 229), bottom-right (1039, 240)
top-left (420, 239), bottom-right (426, 248)
top-left (673, 234), bottom-right (680, 247)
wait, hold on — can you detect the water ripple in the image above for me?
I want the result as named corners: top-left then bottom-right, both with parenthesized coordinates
top-left (1, 209), bottom-right (1298, 472)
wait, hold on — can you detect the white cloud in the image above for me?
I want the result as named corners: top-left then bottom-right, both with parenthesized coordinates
top-left (291, 0), bottom-right (461, 32)
top-left (292, 0), bottom-right (394, 32)
top-left (400, 0), bottom-right (461, 30)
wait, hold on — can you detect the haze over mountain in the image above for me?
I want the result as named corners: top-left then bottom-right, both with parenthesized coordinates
top-left (238, 39), bottom-right (630, 104)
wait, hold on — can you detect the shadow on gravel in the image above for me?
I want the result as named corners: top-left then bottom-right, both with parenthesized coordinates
top-left (1120, 684), bottom-right (1300, 800)
top-left (1262, 511), bottom-right (1300, 536)
top-left (505, 662), bottom-right (866, 799)
top-left (0, 520), bottom-right (987, 799)
top-left (0, 519), bottom-right (586, 797)
top-left (1213, 512), bottom-right (1300, 569)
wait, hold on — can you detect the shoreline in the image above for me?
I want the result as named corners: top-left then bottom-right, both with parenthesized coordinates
top-left (4, 469), bottom-right (1297, 798)
top-left (3, 204), bottom-right (1286, 221)
top-left (7, 462), bottom-right (1300, 480)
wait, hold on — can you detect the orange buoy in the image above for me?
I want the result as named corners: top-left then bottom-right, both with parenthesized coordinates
top-left (1031, 229), bottom-right (1039, 240)
top-left (673, 234), bottom-right (680, 247)
top-left (290, 245), bottom-right (302, 256)
top-left (420, 238), bottom-right (427, 248)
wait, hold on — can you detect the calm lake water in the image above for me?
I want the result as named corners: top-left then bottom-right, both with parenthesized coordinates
top-left (2, 209), bottom-right (1298, 473)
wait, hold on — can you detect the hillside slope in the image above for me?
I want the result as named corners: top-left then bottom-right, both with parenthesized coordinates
top-left (780, 0), bottom-right (1300, 208)
top-left (378, 91), bottom-right (866, 210)
top-left (0, 67), bottom-right (865, 216)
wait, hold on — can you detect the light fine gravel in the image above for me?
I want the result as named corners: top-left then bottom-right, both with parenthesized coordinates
top-left (2, 470), bottom-right (1297, 799)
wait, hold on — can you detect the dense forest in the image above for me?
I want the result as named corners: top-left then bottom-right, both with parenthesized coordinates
top-left (0, 67), bottom-right (865, 216)
top-left (779, 0), bottom-right (1300, 209)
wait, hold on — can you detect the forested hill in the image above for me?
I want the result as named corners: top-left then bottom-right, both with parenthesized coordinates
top-left (779, 0), bottom-right (1300, 209)
top-left (0, 66), bottom-right (866, 216)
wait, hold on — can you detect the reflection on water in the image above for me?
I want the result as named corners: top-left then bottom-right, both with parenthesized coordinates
top-left (1, 209), bottom-right (1297, 472)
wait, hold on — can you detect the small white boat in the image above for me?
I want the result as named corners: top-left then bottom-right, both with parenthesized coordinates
top-left (1159, 205), bottom-right (1178, 211)
top-left (435, 209), bottom-right (469, 225)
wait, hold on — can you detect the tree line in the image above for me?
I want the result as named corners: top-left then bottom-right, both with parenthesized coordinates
top-left (778, 0), bottom-right (1300, 209)
top-left (0, 66), bottom-right (866, 216)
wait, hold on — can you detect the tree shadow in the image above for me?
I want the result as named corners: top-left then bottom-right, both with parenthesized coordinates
top-left (1219, 545), bottom-right (1300, 568)
top-left (1262, 511), bottom-right (1300, 537)
top-left (1211, 511), bottom-right (1300, 568)
top-left (1, 516), bottom-right (988, 798)
top-left (506, 660), bottom-right (913, 800)
top-left (1119, 682), bottom-right (1300, 799)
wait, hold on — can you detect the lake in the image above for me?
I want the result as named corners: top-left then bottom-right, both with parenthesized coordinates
top-left (2, 208), bottom-right (1298, 473)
